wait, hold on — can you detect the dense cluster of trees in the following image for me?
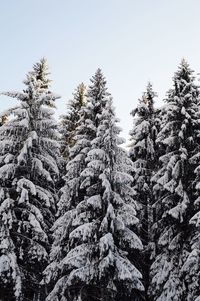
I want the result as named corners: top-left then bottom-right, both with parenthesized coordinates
top-left (0, 58), bottom-right (199, 301)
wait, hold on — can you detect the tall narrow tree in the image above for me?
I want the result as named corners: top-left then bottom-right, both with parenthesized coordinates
top-left (182, 86), bottom-right (200, 301)
top-left (43, 69), bottom-right (106, 299)
top-left (45, 69), bottom-right (144, 301)
top-left (60, 83), bottom-right (86, 160)
top-left (129, 82), bottom-right (159, 299)
top-left (0, 58), bottom-right (60, 301)
top-left (149, 60), bottom-right (199, 301)
top-left (43, 82), bottom-right (95, 294)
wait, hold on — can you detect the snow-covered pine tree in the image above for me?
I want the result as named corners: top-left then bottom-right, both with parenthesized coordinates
top-left (45, 69), bottom-right (144, 301)
top-left (43, 80), bottom-right (95, 295)
top-left (43, 69), bottom-right (106, 299)
top-left (149, 59), bottom-right (199, 301)
top-left (129, 82), bottom-right (159, 299)
top-left (183, 166), bottom-right (200, 301)
top-left (0, 58), bottom-right (60, 301)
top-left (60, 83), bottom-right (86, 160)
top-left (182, 85), bottom-right (200, 301)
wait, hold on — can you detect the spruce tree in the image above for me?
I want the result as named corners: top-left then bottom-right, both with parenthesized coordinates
top-left (60, 83), bottom-right (86, 160)
top-left (129, 82), bottom-right (159, 299)
top-left (43, 81), bottom-right (95, 295)
top-left (0, 58), bottom-right (60, 301)
top-left (45, 69), bottom-right (144, 301)
top-left (43, 69), bottom-right (106, 298)
top-left (182, 90), bottom-right (200, 300)
top-left (149, 60), bottom-right (199, 301)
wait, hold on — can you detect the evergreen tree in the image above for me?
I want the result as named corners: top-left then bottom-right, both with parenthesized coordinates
top-left (43, 69), bottom-right (106, 298)
top-left (149, 60), bottom-right (199, 301)
top-left (60, 83), bottom-right (86, 160)
top-left (129, 83), bottom-right (159, 299)
top-left (43, 81), bottom-right (95, 295)
top-left (45, 69), bottom-right (144, 301)
top-left (182, 88), bottom-right (200, 301)
top-left (0, 58), bottom-right (60, 301)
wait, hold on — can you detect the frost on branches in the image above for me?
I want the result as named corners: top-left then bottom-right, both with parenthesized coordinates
top-left (45, 69), bottom-right (143, 301)
top-left (129, 82), bottom-right (159, 297)
top-left (43, 81), bottom-right (95, 294)
top-left (0, 58), bottom-right (60, 301)
top-left (149, 60), bottom-right (200, 301)
top-left (186, 83), bottom-right (200, 301)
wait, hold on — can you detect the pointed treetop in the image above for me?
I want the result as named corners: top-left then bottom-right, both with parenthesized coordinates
top-left (95, 67), bottom-right (103, 76)
top-left (90, 68), bottom-right (106, 86)
top-left (34, 57), bottom-right (50, 86)
top-left (144, 82), bottom-right (157, 106)
top-left (87, 69), bottom-right (110, 108)
top-left (73, 82), bottom-right (86, 106)
top-left (131, 82), bottom-right (157, 118)
top-left (174, 58), bottom-right (194, 83)
top-left (24, 57), bottom-right (51, 90)
top-left (180, 57), bottom-right (189, 68)
top-left (2, 58), bottom-right (59, 109)
top-left (146, 81), bottom-right (157, 96)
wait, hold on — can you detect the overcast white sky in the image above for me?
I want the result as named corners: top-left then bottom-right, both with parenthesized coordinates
top-left (1, 0), bottom-right (200, 142)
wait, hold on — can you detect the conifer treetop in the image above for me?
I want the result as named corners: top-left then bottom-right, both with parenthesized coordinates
top-left (60, 82), bottom-right (86, 159)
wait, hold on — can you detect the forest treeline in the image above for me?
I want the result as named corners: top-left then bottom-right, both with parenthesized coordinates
top-left (0, 58), bottom-right (199, 301)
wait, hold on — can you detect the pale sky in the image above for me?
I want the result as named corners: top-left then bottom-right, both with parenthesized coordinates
top-left (1, 0), bottom-right (200, 142)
